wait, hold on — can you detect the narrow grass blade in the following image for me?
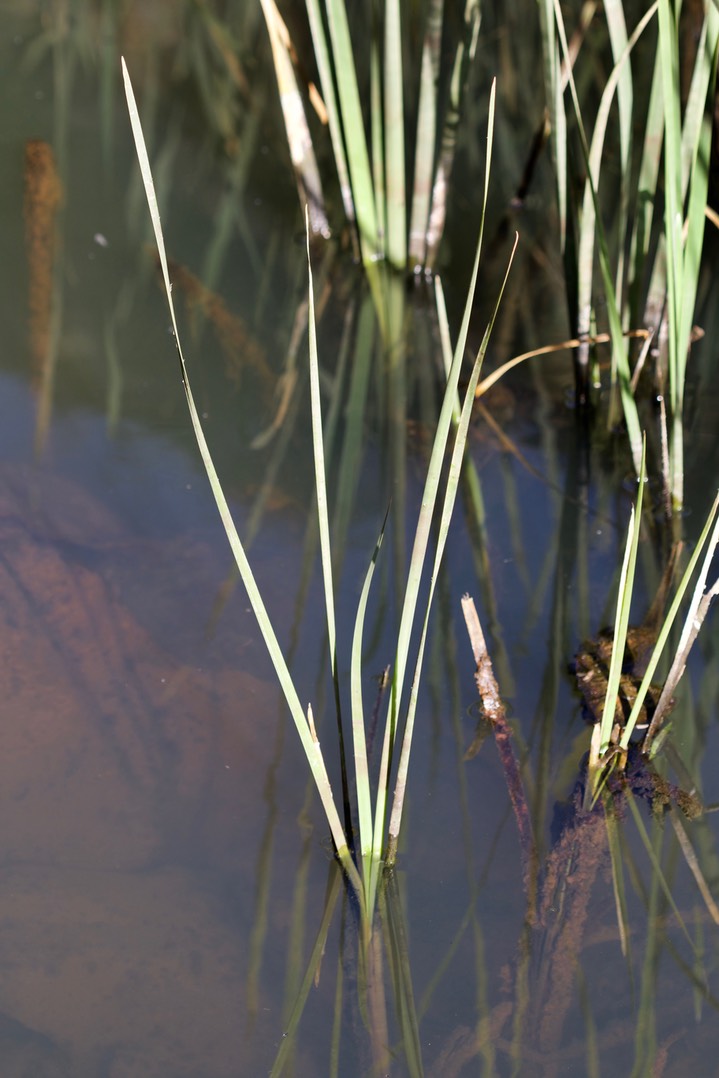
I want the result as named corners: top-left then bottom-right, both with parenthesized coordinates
top-left (537, 0), bottom-right (567, 251)
top-left (381, 873), bottom-right (424, 1076)
top-left (604, 0), bottom-right (633, 312)
top-left (306, 227), bottom-right (355, 834)
top-left (371, 81), bottom-right (497, 874)
top-left (670, 814), bottom-right (719, 927)
top-left (122, 58), bottom-right (361, 893)
top-left (597, 439), bottom-right (647, 756)
top-left (350, 507), bottom-right (390, 894)
top-left (324, 0), bottom-right (379, 261)
top-left (625, 790), bottom-right (695, 952)
top-left (644, 491), bottom-right (719, 751)
top-left (657, 0), bottom-right (684, 505)
top-left (306, 220), bottom-right (338, 679)
top-left (621, 491), bottom-right (719, 749)
top-left (305, 0), bottom-right (356, 233)
top-left (604, 800), bottom-right (632, 961)
top-left (331, 296), bottom-right (374, 558)
top-left (385, 234), bottom-right (518, 866)
top-left (383, 0), bottom-right (406, 269)
top-left (628, 57), bottom-right (663, 327)
top-left (671, 9), bottom-right (718, 508)
top-left (575, 6), bottom-right (657, 352)
top-left (408, 0), bottom-right (442, 270)
top-left (370, 7), bottom-right (386, 264)
top-left (552, 0), bottom-right (643, 474)
top-left (269, 862), bottom-right (344, 1078)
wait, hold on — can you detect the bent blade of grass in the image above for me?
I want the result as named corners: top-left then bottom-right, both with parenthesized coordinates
top-left (620, 490), bottom-right (719, 750)
top-left (385, 233), bottom-right (519, 867)
top-left (122, 57), bottom-right (361, 896)
top-left (371, 80), bottom-right (497, 871)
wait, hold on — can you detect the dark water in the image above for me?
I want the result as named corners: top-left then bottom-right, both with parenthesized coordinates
top-left (2, 3), bottom-right (719, 1076)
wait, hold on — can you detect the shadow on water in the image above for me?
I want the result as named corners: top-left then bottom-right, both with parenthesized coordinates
top-left (2, 3), bottom-right (719, 1075)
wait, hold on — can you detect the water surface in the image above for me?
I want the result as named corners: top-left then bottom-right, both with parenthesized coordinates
top-left (2, 4), bottom-right (719, 1076)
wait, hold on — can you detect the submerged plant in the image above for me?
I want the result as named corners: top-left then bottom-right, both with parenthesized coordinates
top-left (123, 60), bottom-right (514, 919)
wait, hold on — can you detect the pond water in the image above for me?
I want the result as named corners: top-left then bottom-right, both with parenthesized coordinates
top-left (2, 3), bottom-right (719, 1076)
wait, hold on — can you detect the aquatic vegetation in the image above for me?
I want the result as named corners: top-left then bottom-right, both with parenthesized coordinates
top-left (585, 446), bottom-right (719, 801)
top-left (124, 61), bottom-right (514, 920)
top-left (539, 0), bottom-right (719, 510)
top-left (261, 0), bottom-right (479, 273)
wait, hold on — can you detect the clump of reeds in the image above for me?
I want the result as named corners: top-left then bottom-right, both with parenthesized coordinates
top-left (123, 60), bottom-right (514, 921)
top-left (538, 0), bottom-right (718, 511)
top-left (260, 0), bottom-right (480, 275)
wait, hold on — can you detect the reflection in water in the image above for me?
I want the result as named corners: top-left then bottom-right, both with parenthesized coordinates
top-left (23, 138), bottom-right (63, 453)
top-left (23, 139), bottom-right (61, 381)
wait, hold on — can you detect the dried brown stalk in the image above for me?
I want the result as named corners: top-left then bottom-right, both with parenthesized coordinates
top-left (461, 595), bottom-right (535, 899)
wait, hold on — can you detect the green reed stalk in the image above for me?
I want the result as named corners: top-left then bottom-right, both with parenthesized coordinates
top-left (379, 80), bottom-right (501, 871)
top-left (552, 0), bottom-right (643, 474)
top-left (598, 439), bottom-right (646, 755)
top-left (323, 0), bottom-right (380, 262)
top-left (383, 0), bottom-right (406, 269)
top-left (659, 0), bottom-right (719, 509)
top-left (261, 0), bottom-right (481, 274)
top-left (537, 0), bottom-right (567, 255)
top-left (122, 57), bottom-right (363, 899)
top-left (385, 232), bottom-right (517, 868)
top-left (586, 438), bottom-right (646, 800)
top-left (620, 491), bottom-right (719, 750)
top-left (575, 5), bottom-right (657, 380)
top-left (408, 0), bottom-right (442, 270)
top-left (305, 0), bottom-right (355, 233)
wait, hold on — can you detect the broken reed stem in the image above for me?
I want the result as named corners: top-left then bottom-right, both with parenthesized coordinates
top-left (461, 595), bottom-right (536, 906)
